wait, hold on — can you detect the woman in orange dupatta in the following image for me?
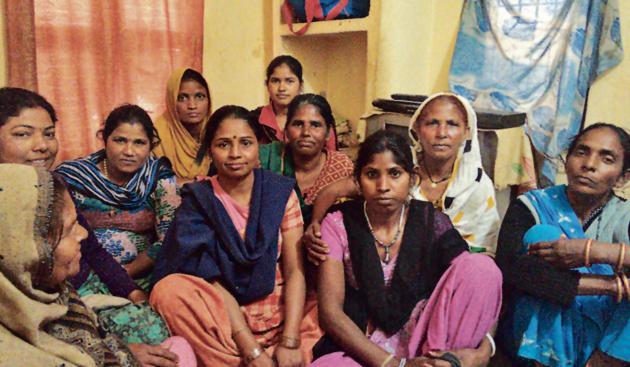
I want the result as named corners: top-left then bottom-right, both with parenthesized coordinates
top-left (153, 68), bottom-right (212, 183)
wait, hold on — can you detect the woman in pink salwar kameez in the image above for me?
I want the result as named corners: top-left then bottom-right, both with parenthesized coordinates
top-left (311, 130), bottom-right (502, 367)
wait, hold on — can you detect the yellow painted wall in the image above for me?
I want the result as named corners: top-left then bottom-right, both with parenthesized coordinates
top-left (374, 0), bottom-right (464, 97)
top-left (374, 1), bottom-right (435, 97)
top-left (586, 3), bottom-right (630, 129)
top-left (202, 0), bottom-right (271, 111)
top-left (427, 1), bottom-right (465, 93)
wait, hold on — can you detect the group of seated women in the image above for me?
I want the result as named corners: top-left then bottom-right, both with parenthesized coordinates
top-left (0, 54), bottom-right (628, 367)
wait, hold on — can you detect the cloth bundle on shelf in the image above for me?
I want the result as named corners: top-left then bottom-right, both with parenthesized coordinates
top-left (282, 0), bottom-right (370, 35)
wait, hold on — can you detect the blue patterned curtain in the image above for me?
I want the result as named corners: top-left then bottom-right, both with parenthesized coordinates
top-left (449, 0), bottom-right (623, 183)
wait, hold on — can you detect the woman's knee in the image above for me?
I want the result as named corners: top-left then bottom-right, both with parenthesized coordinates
top-left (452, 252), bottom-right (503, 287)
top-left (150, 274), bottom-right (196, 310)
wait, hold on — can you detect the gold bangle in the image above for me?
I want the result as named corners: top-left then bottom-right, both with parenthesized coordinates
top-left (616, 243), bottom-right (626, 273)
top-left (620, 272), bottom-right (630, 302)
top-left (279, 335), bottom-right (301, 349)
top-left (615, 275), bottom-right (624, 303)
top-left (380, 354), bottom-right (395, 367)
top-left (584, 238), bottom-right (593, 267)
top-left (244, 347), bottom-right (263, 364)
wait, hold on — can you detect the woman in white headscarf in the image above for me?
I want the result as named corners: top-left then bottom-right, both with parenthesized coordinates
top-left (407, 92), bottom-right (499, 255)
top-left (305, 92), bottom-right (500, 263)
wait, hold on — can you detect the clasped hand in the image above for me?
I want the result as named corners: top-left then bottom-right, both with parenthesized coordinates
top-left (528, 237), bottom-right (586, 268)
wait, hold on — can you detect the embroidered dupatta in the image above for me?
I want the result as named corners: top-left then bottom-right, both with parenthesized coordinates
top-left (0, 164), bottom-right (137, 367)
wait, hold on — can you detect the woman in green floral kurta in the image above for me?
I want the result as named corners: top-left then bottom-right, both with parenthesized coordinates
top-left (56, 104), bottom-right (181, 345)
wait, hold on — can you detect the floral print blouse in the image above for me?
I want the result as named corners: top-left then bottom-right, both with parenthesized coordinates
top-left (72, 176), bottom-right (180, 264)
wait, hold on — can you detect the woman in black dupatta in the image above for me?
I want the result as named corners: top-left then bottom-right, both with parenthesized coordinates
top-left (311, 131), bottom-right (502, 367)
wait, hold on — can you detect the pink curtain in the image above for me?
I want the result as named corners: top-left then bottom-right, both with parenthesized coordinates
top-left (5, 0), bottom-right (38, 90)
top-left (6, 0), bottom-right (204, 163)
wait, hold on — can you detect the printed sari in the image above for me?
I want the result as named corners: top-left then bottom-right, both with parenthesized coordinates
top-left (502, 185), bottom-right (630, 366)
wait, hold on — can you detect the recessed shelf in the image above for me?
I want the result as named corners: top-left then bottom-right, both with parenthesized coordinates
top-left (271, 0), bottom-right (381, 136)
top-left (278, 17), bottom-right (371, 37)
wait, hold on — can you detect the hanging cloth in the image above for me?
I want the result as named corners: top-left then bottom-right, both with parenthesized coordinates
top-left (449, 0), bottom-right (623, 183)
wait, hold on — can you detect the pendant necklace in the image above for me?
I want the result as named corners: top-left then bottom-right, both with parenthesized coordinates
top-left (423, 157), bottom-right (451, 188)
top-left (363, 201), bottom-right (405, 264)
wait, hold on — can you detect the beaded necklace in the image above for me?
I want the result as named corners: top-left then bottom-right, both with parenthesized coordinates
top-left (363, 201), bottom-right (405, 264)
